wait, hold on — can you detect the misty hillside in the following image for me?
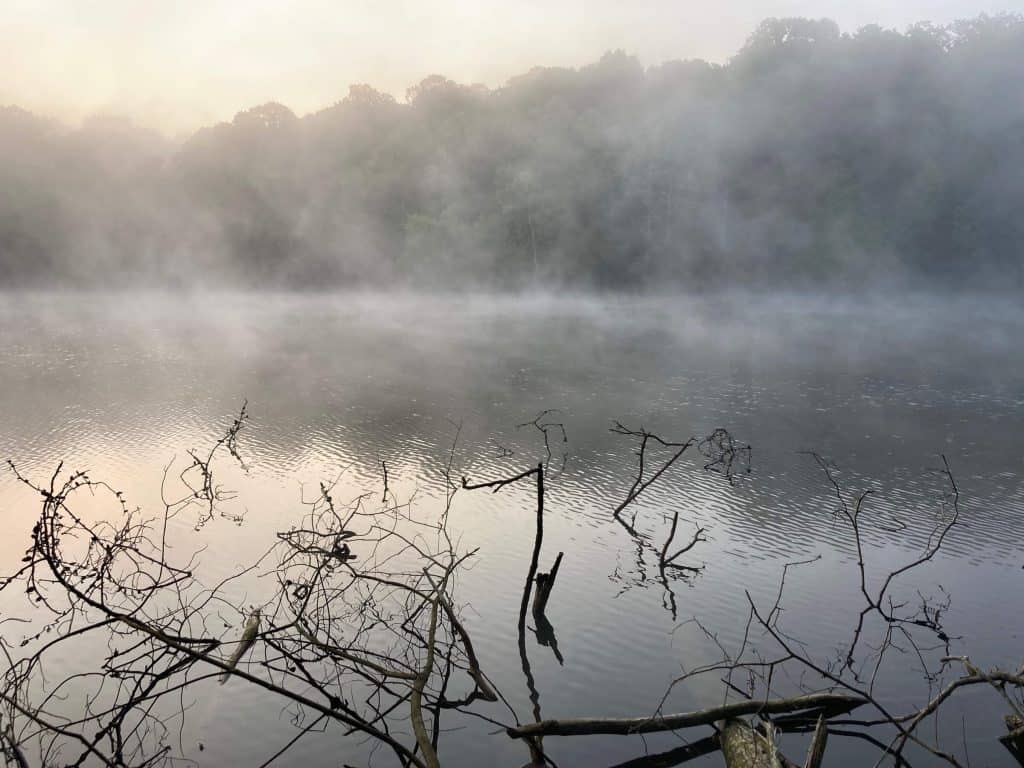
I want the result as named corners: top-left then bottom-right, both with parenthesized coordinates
top-left (2, 14), bottom-right (1023, 291)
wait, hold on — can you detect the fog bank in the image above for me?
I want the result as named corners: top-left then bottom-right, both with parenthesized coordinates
top-left (2, 15), bottom-right (1023, 292)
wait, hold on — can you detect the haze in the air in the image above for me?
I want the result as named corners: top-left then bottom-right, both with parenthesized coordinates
top-left (2, 2), bottom-right (1023, 292)
top-left (5, 3), bottom-right (1024, 768)
top-left (0, 0), bottom-right (1010, 133)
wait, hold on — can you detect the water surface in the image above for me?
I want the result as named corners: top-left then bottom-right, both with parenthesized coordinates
top-left (1, 292), bottom-right (1022, 767)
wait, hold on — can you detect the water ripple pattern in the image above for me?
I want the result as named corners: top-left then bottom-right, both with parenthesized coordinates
top-left (1, 292), bottom-right (1022, 767)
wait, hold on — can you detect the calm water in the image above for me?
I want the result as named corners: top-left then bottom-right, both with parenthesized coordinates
top-left (1, 292), bottom-right (1023, 767)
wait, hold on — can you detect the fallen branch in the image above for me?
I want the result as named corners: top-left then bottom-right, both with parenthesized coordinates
top-left (506, 692), bottom-right (865, 738)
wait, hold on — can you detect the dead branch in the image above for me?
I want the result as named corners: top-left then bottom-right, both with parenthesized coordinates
top-left (518, 409), bottom-right (569, 475)
top-left (506, 693), bottom-right (865, 738)
top-left (802, 715), bottom-right (828, 768)
top-left (609, 423), bottom-right (694, 522)
top-left (3, 411), bottom-right (1019, 768)
top-left (533, 552), bottom-right (563, 618)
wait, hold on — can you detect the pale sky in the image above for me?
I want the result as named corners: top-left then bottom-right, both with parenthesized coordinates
top-left (1, 0), bottom-right (1016, 134)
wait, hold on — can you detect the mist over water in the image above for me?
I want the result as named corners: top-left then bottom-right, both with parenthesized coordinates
top-left (1, 293), bottom-right (1022, 765)
top-left (2, 10), bottom-right (1023, 768)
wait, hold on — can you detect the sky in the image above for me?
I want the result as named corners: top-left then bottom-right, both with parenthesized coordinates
top-left (1, 0), bottom-right (1016, 135)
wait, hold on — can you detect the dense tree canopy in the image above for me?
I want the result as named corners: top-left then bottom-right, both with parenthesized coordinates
top-left (2, 14), bottom-right (1023, 291)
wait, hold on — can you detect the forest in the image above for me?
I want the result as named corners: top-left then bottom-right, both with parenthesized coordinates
top-left (1, 14), bottom-right (1023, 291)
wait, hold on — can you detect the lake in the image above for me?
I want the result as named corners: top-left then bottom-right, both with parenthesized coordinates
top-left (1, 292), bottom-right (1022, 767)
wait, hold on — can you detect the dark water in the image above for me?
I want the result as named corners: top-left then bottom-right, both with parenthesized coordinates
top-left (1, 292), bottom-right (1022, 767)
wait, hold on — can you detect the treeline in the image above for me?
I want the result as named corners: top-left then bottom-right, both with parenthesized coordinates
top-left (2, 14), bottom-right (1023, 291)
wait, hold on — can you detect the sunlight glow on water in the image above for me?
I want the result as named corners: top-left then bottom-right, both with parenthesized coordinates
top-left (1, 292), bottom-right (1022, 766)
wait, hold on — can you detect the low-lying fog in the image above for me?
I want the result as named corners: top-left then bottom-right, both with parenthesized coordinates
top-left (2, 12), bottom-right (1023, 768)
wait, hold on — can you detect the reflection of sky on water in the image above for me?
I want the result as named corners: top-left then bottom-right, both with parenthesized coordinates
top-left (0, 292), bottom-right (1022, 766)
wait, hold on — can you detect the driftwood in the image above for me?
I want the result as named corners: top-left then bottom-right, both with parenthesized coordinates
top-left (506, 692), bottom-right (865, 738)
top-left (720, 719), bottom-right (782, 768)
